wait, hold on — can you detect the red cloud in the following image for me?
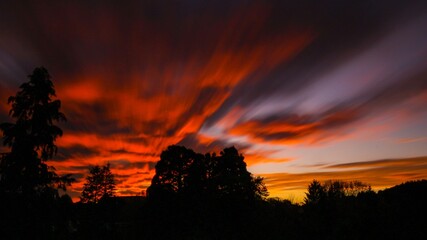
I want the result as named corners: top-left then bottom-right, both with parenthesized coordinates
top-left (26, 2), bottom-right (313, 199)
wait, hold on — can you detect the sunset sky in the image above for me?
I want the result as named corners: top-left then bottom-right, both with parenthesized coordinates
top-left (1, 0), bottom-right (427, 202)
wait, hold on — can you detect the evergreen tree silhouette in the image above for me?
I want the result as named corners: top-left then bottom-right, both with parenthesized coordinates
top-left (81, 163), bottom-right (116, 203)
top-left (0, 67), bottom-right (73, 199)
top-left (304, 179), bottom-right (325, 205)
top-left (0, 67), bottom-right (74, 239)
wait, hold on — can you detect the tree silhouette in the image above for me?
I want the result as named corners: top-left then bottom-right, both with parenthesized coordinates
top-left (0, 67), bottom-right (72, 198)
top-left (304, 179), bottom-right (325, 205)
top-left (81, 163), bottom-right (116, 203)
top-left (147, 145), bottom-right (268, 201)
top-left (304, 179), bottom-right (372, 205)
top-left (147, 145), bottom-right (204, 200)
top-left (210, 146), bottom-right (268, 200)
top-left (323, 180), bottom-right (371, 199)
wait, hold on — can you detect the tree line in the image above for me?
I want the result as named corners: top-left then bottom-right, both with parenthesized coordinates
top-left (1, 68), bottom-right (426, 239)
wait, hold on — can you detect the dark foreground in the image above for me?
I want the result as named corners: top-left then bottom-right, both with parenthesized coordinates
top-left (1, 180), bottom-right (426, 240)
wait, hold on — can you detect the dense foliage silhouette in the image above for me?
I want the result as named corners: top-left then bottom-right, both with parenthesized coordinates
top-left (0, 67), bottom-right (74, 239)
top-left (305, 179), bottom-right (372, 205)
top-left (147, 145), bottom-right (268, 202)
top-left (0, 67), bottom-right (72, 197)
top-left (81, 163), bottom-right (116, 203)
top-left (304, 179), bottom-right (325, 205)
top-left (100, 179), bottom-right (426, 240)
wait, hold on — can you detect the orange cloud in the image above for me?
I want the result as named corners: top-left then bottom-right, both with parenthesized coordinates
top-left (244, 153), bottom-right (292, 165)
top-left (261, 156), bottom-right (427, 203)
top-left (58, 78), bottom-right (102, 102)
top-left (29, 3), bottom-right (314, 200)
top-left (229, 109), bottom-right (359, 145)
top-left (3, 1), bottom-right (426, 204)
